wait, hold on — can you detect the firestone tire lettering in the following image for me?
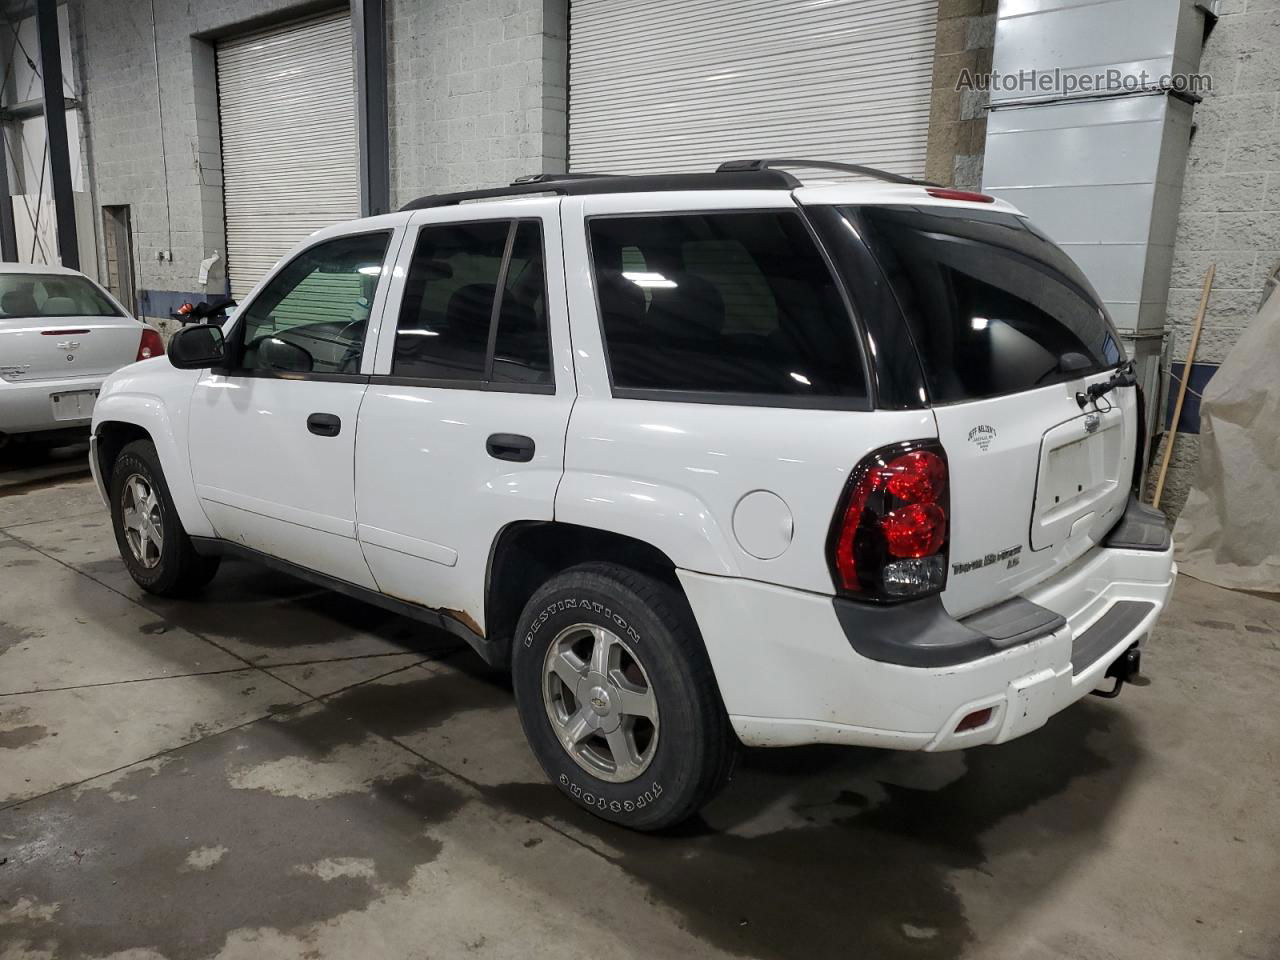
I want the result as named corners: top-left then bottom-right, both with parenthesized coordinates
top-left (559, 773), bottom-right (664, 810)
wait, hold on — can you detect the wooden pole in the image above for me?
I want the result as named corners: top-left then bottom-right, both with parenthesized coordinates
top-left (1152, 263), bottom-right (1214, 509)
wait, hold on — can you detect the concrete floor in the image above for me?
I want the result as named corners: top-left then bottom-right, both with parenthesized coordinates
top-left (1, 472), bottom-right (1278, 960)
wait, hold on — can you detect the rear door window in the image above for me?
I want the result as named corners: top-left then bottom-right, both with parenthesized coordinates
top-left (588, 212), bottom-right (867, 406)
top-left (392, 219), bottom-right (552, 387)
top-left (853, 206), bottom-right (1123, 403)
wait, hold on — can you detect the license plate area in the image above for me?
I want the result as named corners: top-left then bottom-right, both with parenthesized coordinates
top-left (1032, 412), bottom-right (1124, 550)
top-left (50, 389), bottom-right (98, 421)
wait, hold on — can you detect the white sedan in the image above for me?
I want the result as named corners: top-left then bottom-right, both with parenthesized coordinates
top-left (0, 262), bottom-right (163, 446)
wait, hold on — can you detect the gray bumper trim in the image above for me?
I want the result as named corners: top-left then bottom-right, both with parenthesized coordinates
top-left (1071, 600), bottom-right (1155, 676)
top-left (1102, 495), bottom-right (1171, 552)
top-left (833, 593), bottom-right (1066, 668)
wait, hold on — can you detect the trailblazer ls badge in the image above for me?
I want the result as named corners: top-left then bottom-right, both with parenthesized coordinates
top-left (952, 544), bottom-right (1023, 575)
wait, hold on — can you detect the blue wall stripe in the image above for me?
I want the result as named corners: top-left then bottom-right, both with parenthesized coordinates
top-left (1165, 361), bottom-right (1218, 435)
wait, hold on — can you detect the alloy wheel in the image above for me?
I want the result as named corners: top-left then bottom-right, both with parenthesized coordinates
top-left (541, 622), bottom-right (660, 783)
top-left (121, 473), bottom-right (163, 569)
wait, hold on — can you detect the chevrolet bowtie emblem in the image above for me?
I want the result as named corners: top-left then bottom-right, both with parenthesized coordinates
top-left (58, 340), bottom-right (81, 351)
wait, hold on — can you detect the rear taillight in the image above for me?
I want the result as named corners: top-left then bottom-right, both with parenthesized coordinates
top-left (828, 440), bottom-right (949, 601)
top-left (136, 328), bottom-right (165, 361)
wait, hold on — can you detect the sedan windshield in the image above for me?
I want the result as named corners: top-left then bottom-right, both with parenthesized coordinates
top-left (0, 273), bottom-right (124, 319)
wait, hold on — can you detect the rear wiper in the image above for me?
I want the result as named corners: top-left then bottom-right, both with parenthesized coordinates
top-left (1077, 360), bottom-right (1137, 408)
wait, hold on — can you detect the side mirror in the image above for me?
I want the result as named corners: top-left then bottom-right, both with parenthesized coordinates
top-left (168, 324), bottom-right (227, 370)
top-left (259, 335), bottom-right (314, 373)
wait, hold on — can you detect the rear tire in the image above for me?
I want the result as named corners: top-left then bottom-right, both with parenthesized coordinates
top-left (511, 562), bottom-right (736, 831)
top-left (109, 439), bottom-right (220, 597)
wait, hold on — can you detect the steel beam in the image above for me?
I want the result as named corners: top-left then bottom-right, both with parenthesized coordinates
top-left (35, 0), bottom-right (77, 269)
top-left (353, 0), bottom-right (390, 217)
top-left (0, 125), bottom-right (17, 261)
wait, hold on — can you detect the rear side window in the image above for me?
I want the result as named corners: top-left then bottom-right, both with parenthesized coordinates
top-left (392, 220), bottom-right (552, 386)
top-left (588, 212), bottom-right (867, 404)
top-left (854, 206), bottom-right (1123, 403)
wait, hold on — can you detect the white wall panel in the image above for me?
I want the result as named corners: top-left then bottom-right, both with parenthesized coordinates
top-left (568, 0), bottom-right (938, 178)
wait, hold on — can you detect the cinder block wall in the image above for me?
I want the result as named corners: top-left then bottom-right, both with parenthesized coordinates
top-left (1158, 0), bottom-right (1280, 514)
top-left (925, 0), bottom-right (998, 190)
top-left (71, 0), bottom-right (565, 327)
top-left (73, 0), bottom-right (292, 322)
top-left (387, 0), bottom-right (567, 205)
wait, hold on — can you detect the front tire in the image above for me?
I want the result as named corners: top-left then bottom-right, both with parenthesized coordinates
top-left (511, 562), bottom-right (736, 830)
top-left (109, 439), bottom-right (220, 597)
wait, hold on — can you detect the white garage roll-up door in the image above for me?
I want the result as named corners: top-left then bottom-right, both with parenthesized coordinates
top-left (217, 12), bottom-right (359, 299)
top-left (568, 0), bottom-right (938, 178)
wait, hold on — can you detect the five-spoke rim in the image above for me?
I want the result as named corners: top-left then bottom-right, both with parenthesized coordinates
top-left (121, 473), bottom-right (163, 569)
top-left (541, 623), bottom-right (659, 783)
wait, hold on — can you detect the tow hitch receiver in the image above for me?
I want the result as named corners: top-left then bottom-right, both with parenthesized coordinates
top-left (1092, 643), bottom-right (1143, 699)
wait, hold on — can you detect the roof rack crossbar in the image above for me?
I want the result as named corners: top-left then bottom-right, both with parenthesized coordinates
top-left (716, 158), bottom-right (939, 188)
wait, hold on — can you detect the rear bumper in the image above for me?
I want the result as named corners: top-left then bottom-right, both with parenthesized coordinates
top-left (0, 374), bottom-right (104, 434)
top-left (678, 543), bottom-right (1176, 750)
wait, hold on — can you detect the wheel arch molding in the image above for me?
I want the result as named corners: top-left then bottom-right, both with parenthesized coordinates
top-left (93, 394), bottom-right (214, 539)
top-left (483, 519), bottom-right (690, 665)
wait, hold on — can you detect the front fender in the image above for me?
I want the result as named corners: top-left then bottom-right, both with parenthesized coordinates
top-left (554, 470), bottom-right (740, 577)
top-left (92, 365), bottom-right (213, 538)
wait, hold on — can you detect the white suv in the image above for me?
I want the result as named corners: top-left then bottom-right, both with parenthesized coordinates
top-left (90, 161), bottom-right (1176, 830)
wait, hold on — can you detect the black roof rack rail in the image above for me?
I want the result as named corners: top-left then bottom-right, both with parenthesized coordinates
top-left (717, 158), bottom-right (939, 188)
top-left (399, 169), bottom-right (799, 211)
top-left (510, 172), bottom-right (613, 184)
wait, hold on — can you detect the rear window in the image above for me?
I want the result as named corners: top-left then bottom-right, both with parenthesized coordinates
top-left (0, 273), bottom-right (122, 319)
top-left (588, 212), bottom-right (867, 405)
top-left (853, 206), bottom-right (1123, 403)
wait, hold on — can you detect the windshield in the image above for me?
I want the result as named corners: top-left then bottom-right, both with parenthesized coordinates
top-left (0, 273), bottom-right (124, 319)
top-left (849, 205), bottom-right (1123, 403)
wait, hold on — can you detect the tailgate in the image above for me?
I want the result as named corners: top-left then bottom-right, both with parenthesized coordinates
top-left (0, 318), bottom-right (142, 382)
top-left (935, 381), bottom-right (1134, 617)
top-left (847, 202), bottom-right (1136, 619)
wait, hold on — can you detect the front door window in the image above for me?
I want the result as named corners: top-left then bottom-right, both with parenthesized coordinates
top-left (234, 231), bottom-right (391, 374)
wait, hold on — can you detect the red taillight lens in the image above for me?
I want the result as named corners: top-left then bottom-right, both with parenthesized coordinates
top-left (883, 502), bottom-right (946, 558)
top-left (926, 187), bottom-right (996, 204)
top-left (136, 328), bottom-right (165, 361)
top-left (829, 441), bottom-right (949, 600)
top-left (884, 450), bottom-right (947, 503)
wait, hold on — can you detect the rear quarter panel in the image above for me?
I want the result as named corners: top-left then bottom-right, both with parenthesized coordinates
top-left (557, 191), bottom-right (935, 591)
top-left (558, 398), bottom-right (936, 590)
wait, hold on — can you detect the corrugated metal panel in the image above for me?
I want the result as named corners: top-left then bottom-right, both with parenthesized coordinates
top-left (568, 0), bottom-right (938, 178)
top-left (983, 0), bottom-right (1202, 335)
top-left (217, 13), bottom-right (359, 298)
